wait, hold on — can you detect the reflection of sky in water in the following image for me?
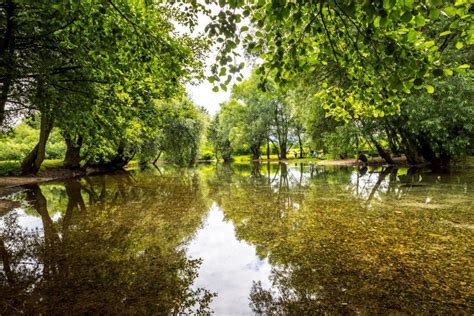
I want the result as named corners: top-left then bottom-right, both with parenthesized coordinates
top-left (0, 208), bottom-right (43, 275)
top-left (349, 170), bottom-right (390, 200)
top-left (14, 208), bottom-right (43, 232)
top-left (2, 207), bottom-right (62, 233)
top-left (187, 204), bottom-right (273, 315)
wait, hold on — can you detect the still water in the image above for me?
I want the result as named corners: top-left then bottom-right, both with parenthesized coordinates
top-left (0, 163), bottom-right (472, 314)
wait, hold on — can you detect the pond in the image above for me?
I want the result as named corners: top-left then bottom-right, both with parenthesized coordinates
top-left (0, 163), bottom-right (473, 314)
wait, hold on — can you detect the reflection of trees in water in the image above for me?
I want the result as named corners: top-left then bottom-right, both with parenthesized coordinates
top-left (0, 169), bottom-right (214, 314)
top-left (207, 163), bottom-right (309, 238)
top-left (210, 163), bottom-right (472, 314)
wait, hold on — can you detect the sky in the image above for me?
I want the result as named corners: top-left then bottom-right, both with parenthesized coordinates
top-left (185, 57), bottom-right (252, 115)
top-left (181, 4), bottom-right (252, 115)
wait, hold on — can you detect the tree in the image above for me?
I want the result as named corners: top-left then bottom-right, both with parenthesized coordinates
top-left (207, 114), bottom-right (232, 162)
top-left (388, 74), bottom-right (474, 167)
top-left (208, 1), bottom-right (472, 119)
top-left (149, 97), bottom-right (205, 166)
top-left (232, 75), bottom-right (274, 159)
top-left (217, 73), bottom-right (296, 160)
top-left (0, 1), bottom-right (207, 174)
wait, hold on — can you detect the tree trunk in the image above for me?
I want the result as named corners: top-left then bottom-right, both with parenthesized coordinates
top-left (297, 133), bottom-right (303, 158)
top-left (63, 134), bottom-right (83, 169)
top-left (267, 138), bottom-right (270, 160)
top-left (0, 238), bottom-right (14, 285)
top-left (152, 151), bottom-right (162, 165)
top-left (397, 127), bottom-right (424, 164)
top-left (21, 112), bottom-right (54, 175)
top-left (280, 142), bottom-right (287, 160)
top-left (416, 136), bottom-right (449, 169)
top-left (270, 139), bottom-right (280, 160)
top-left (384, 126), bottom-right (400, 155)
top-left (369, 135), bottom-right (394, 164)
top-left (251, 143), bottom-right (261, 160)
top-left (0, 0), bottom-right (16, 127)
top-left (25, 184), bottom-right (60, 277)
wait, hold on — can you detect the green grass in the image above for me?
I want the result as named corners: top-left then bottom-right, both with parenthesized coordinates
top-left (231, 154), bottom-right (322, 163)
top-left (40, 159), bottom-right (64, 171)
top-left (0, 160), bottom-right (21, 176)
top-left (0, 159), bottom-right (64, 176)
top-left (456, 155), bottom-right (474, 167)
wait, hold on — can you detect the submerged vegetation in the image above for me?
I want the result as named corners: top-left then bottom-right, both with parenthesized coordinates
top-left (0, 164), bottom-right (472, 313)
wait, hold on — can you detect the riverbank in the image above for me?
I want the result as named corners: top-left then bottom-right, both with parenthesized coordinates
top-left (0, 170), bottom-right (84, 188)
top-left (1, 155), bottom-right (473, 190)
top-left (317, 156), bottom-right (409, 166)
top-left (233, 154), bottom-right (409, 166)
top-left (0, 159), bottom-right (84, 189)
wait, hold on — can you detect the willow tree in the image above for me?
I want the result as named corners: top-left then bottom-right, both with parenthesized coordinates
top-left (149, 97), bottom-right (206, 166)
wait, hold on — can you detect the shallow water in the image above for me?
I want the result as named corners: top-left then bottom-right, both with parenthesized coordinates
top-left (0, 163), bottom-right (473, 314)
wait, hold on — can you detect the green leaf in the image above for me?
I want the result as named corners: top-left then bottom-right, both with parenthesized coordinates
top-left (415, 15), bottom-right (425, 27)
top-left (425, 85), bottom-right (434, 94)
top-left (383, 0), bottom-right (396, 10)
top-left (443, 69), bottom-right (453, 76)
top-left (443, 6), bottom-right (457, 17)
top-left (407, 30), bottom-right (417, 42)
top-left (403, 0), bottom-right (414, 9)
top-left (212, 86), bottom-right (219, 92)
top-left (419, 40), bottom-right (435, 49)
top-left (455, 42), bottom-right (463, 49)
top-left (429, 8), bottom-right (440, 19)
top-left (373, 16), bottom-right (381, 28)
top-left (401, 11), bottom-right (413, 23)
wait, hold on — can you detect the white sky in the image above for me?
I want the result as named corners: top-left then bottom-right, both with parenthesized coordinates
top-left (186, 56), bottom-right (252, 115)
top-left (180, 4), bottom-right (252, 115)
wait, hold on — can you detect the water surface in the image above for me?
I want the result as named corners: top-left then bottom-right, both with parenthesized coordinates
top-left (0, 163), bottom-right (472, 314)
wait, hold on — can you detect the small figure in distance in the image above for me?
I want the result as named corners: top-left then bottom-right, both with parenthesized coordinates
top-left (294, 151), bottom-right (298, 159)
top-left (358, 152), bottom-right (368, 166)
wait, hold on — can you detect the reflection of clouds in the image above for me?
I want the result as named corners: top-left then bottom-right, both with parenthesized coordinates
top-left (349, 170), bottom-right (390, 200)
top-left (187, 204), bottom-right (273, 315)
top-left (266, 163), bottom-right (313, 192)
top-left (0, 208), bottom-right (43, 278)
top-left (51, 212), bottom-right (62, 222)
top-left (15, 208), bottom-right (43, 233)
top-left (245, 257), bottom-right (269, 271)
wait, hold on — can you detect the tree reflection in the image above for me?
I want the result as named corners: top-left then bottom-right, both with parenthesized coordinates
top-left (209, 163), bottom-right (473, 314)
top-left (0, 169), bottom-right (214, 314)
top-left (1, 164), bottom-right (472, 314)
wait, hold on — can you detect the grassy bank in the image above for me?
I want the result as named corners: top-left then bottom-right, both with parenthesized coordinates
top-left (231, 154), bottom-right (322, 163)
top-left (0, 159), bottom-right (64, 176)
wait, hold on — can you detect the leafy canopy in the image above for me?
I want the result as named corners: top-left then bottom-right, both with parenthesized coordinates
top-left (207, 0), bottom-right (473, 118)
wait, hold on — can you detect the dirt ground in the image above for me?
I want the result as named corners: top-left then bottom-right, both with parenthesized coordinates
top-left (317, 156), bottom-right (408, 166)
top-left (0, 169), bottom-right (85, 188)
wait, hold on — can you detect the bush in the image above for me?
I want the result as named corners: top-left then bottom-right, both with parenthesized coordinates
top-left (0, 122), bottom-right (65, 161)
top-left (0, 161), bottom-right (21, 176)
top-left (198, 151), bottom-right (214, 161)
